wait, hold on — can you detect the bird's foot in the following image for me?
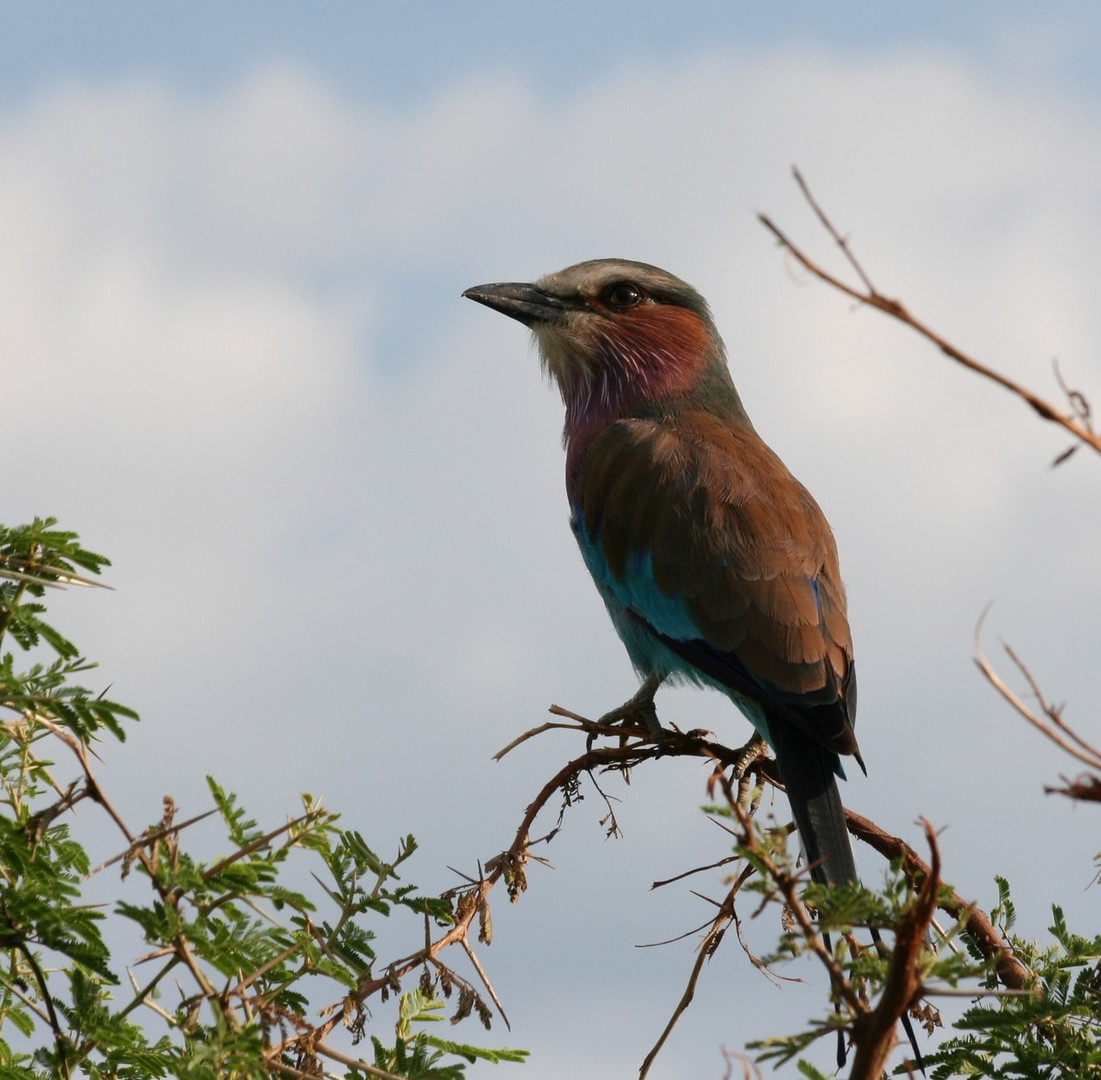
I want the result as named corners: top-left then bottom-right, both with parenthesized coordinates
top-left (730, 731), bottom-right (771, 814)
top-left (730, 730), bottom-right (770, 778)
top-left (588, 674), bottom-right (665, 751)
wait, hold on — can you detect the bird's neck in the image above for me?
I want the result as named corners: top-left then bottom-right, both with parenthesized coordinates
top-left (562, 359), bottom-right (752, 496)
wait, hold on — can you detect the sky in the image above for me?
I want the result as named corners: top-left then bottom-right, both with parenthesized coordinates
top-left (5, 3), bottom-right (1101, 1077)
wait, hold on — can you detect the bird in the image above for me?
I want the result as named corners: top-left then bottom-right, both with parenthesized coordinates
top-left (464, 258), bottom-right (862, 888)
top-left (465, 258), bottom-right (926, 1070)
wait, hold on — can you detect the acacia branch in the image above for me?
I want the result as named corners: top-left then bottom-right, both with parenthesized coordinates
top-left (304, 744), bottom-right (617, 1050)
top-left (845, 810), bottom-right (1030, 991)
top-left (849, 819), bottom-right (941, 1080)
top-left (294, 699), bottom-right (1028, 1075)
top-left (202, 808), bottom-right (322, 883)
top-left (298, 712), bottom-right (775, 1059)
top-left (760, 166), bottom-right (1101, 459)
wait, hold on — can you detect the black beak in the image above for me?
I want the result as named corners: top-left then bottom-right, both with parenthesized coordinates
top-left (462, 282), bottom-right (575, 327)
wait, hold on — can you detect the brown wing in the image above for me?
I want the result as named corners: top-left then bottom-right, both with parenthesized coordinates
top-left (575, 408), bottom-right (857, 756)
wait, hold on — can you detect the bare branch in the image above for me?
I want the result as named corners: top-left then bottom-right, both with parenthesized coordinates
top-left (638, 885), bottom-right (736, 1079)
top-left (974, 608), bottom-right (1101, 798)
top-left (457, 936), bottom-right (506, 1027)
top-left (760, 168), bottom-right (1101, 458)
top-left (791, 165), bottom-right (880, 295)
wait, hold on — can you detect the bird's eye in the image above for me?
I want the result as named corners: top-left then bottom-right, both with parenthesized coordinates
top-left (602, 282), bottom-right (644, 310)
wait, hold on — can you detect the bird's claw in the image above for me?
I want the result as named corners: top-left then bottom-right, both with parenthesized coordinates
top-left (730, 731), bottom-right (770, 814)
top-left (587, 674), bottom-right (665, 752)
top-left (730, 731), bottom-right (770, 779)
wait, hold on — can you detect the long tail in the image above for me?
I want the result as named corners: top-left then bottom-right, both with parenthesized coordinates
top-left (768, 718), bottom-right (856, 887)
top-left (768, 718), bottom-right (925, 1073)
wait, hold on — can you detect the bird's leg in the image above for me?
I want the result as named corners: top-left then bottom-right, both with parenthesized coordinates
top-left (730, 729), bottom-right (770, 777)
top-left (597, 672), bottom-right (664, 728)
top-left (589, 673), bottom-right (665, 748)
top-left (731, 731), bottom-right (771, 814)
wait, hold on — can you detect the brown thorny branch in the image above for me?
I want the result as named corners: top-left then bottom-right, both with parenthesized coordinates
top-left (759, 166), bottom-right (1100, 463)
top-left (28, 669), bottom-right (1030, 1078)
top-left (282, 702), bottom-right (1034, 1079)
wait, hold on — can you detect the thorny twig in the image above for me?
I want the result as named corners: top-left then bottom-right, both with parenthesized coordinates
top-left (974, 608), bottom-right (1100, 771)
top-left (512, 704), bottom-right (1034, 1075)
top-left (973, 608), bottom-right (1101, 801)
top-left (491, 708), bottom-right (951, 1077)
top-left (299, 739), bottom-right (645, 1054)
top-left (638, 861), bottom-right (758, 1080)
top-left (759, 166), bottom-right (1101, 461)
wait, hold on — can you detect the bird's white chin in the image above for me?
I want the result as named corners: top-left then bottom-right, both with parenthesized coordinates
top-left (532, 326), bottom-right (594, 406)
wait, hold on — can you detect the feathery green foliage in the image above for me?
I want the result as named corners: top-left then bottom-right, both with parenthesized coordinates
top-left (0, 520), bottom-right (527, 1078)
top-left (922, 890), bottom-right (1101, 1078)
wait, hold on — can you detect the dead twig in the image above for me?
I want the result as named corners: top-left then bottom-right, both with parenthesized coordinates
top-left (638, 872), bottom-right (749, 1080)
top-left (974, 610), bottom-right (1101, 773)
top-left (760, 166), bottom-right (1101, 459)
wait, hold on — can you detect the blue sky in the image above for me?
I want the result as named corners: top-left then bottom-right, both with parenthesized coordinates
top-left (5, 4), bottom-right (1101, 1077)
top-left (6, 2), bottom-right (1101, 106)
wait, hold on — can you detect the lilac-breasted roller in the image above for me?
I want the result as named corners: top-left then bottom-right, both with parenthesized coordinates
top-left (464, 259), bottom-right (863, 889)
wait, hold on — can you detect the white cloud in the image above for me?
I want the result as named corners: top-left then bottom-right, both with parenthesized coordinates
top-left (3, 46), bottom-right (1100, 1076)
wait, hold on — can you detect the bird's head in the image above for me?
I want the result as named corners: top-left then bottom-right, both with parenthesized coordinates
top-left (464, 259), bottom-right (735, 435)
